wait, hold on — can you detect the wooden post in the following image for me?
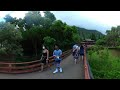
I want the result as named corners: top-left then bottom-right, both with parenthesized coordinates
top-left (8, 64), bottom-right (12, 73)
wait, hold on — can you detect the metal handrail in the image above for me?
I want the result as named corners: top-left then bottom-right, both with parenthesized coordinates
top-left (86, 54), bottom-right (94, 79)
top-left (84, 48), bottom-right (94, 79)
top-left (0, 49), bottom-right (72, 74)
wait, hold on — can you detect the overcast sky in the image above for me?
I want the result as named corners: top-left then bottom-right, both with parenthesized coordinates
top-left (0, 11), bottom-right (120, 34)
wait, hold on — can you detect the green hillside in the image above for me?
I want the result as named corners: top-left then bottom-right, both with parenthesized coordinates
top-left (77, 27), bottom-right (104, 40)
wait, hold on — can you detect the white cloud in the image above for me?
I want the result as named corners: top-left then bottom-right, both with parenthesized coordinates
top-left (52, 11), bottom-right (120, 27)
top-left (51, 11), bottom-right (120, 34)
top-left (0, 11), bottom-right (28, 19)
top-left (10, 11), bottom-right (44, 18)
top-left (1, 11), bottom-right (120, 34)
top-left (1, 11), bottom-right (120, 27)
top-left (78, 11), bottom-right (120, 27)
top-left (10, 11), bottom-right (28, 19)
top-left (0, 11), bottom-right (12, 18)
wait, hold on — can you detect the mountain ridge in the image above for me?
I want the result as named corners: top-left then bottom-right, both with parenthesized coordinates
top-left (76, 26), bottom-right (104, 40)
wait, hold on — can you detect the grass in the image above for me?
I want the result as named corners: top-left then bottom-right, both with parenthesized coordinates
top-left (88, 48), bottom-right (120, 79)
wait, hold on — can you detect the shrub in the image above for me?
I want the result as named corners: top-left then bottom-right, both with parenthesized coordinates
top-left (88, 47), bottom-right (120, 79)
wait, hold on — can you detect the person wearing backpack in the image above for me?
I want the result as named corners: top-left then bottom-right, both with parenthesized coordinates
top-left (79, 43), bottom-right (84, 61)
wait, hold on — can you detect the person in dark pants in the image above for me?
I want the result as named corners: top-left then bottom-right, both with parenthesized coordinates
top-left (73, 45), bottom-right (80, 64)
top-left (72, 44), bottom-right (80, 64)
top-left (79, 43), bottom-right (84, 61)
top-left (40, 45), bottom-right (49, 72)
top-left (72, 44), bottom-right (77, 56)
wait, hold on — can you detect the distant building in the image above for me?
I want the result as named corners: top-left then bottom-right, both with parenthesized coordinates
top-left (81, 39), bottom-right (95, 45)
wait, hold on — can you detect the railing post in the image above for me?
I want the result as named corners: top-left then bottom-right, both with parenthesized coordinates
top-left (8, 64), bottom-right (12, 73)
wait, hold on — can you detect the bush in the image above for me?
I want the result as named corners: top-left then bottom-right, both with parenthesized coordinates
top-left (0, 48), bottom-right (7, 54)
top-left (88, 47), bottom-right (120, 79)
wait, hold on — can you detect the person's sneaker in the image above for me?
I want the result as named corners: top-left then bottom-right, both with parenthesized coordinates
top-left (59, 68), bottom-right (62, 73)
top-left (53, 69), bottom-right (58, 74)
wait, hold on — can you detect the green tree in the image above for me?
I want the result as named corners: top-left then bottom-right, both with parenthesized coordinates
top-left (63, 25), bottom-right (74, 50)
top-left (44, 11), bottom-right (56, 23)
top-left (91, 33), bottom-right (96, 41)
top-left (105, 27), bottom-right (120, 47)
top-left (43, 36), bottom-right (56, 55)
top-left (50, 20), bottom-right (65, 44)
top-left (96, 38), bottom-right (106, 46)
top-left (24, 11), bottom-right (42, 29)
top-left (4, 14), bottom-right (17, 24)
top-left (0, 22), bottom-right (23, 57)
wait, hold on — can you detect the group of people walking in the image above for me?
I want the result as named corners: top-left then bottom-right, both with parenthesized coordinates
top-left (40, 43), bottom-right (85, 74)
top-left (72, 43), bottom-right (85, 64)
top-left (40, 44), bottom-right (62, 74)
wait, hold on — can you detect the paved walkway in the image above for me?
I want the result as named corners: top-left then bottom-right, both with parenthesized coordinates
top-left (0, 54), bottom-right (84, 79)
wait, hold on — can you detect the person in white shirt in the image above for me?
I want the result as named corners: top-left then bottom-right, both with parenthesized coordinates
top-left (72, 44), bottom-right (79, 64)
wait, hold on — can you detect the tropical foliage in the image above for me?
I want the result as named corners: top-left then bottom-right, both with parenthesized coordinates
top-left (0, 11), bottom-right (102, 62)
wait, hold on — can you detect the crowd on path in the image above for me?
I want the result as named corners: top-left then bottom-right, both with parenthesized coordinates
top-left (72, 43), bottom-right (86, 64)
top-left (39, 43), bottom-right (86, 74)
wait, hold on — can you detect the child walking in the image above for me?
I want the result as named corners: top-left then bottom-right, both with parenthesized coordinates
top-left (53, 44), bottom-right (63, 74)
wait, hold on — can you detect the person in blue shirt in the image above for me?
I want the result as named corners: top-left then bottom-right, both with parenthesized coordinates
top-left (53, 44), bottom-right (62, 74)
